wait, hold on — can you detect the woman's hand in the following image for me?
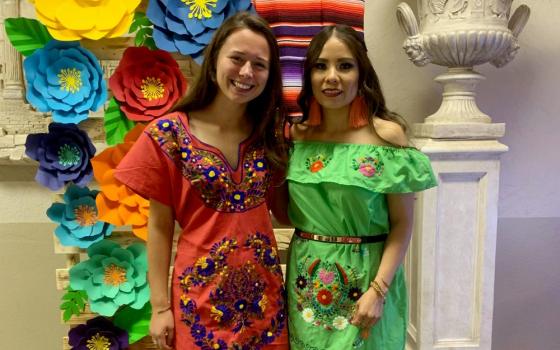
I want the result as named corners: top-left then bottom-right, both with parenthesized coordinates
top-left (350, 288), bottom-right (385, 339)
top-left (150, 309), bottom-right (174, 349)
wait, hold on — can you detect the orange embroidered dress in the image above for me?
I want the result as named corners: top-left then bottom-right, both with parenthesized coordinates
top-left (114, 112), bottom-right (288, 350)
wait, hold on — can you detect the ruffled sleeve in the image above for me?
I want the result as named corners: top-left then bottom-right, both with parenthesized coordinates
top-left (113, 119), bottom-right (175, 207)
top-left (287, 142), bottom-right (437, 194)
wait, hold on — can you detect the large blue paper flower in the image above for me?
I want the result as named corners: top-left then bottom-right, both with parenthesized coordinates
top-left (147, 0), bottom-right (254, 63)
top-left (23, 40), bottom-right (107, 124)
top-left (25, 123), bottom-right (96, 190)
top-left (46, 184), bottom-right (114, 248)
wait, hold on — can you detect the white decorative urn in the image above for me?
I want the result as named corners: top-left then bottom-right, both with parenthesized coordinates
top-left (396, 1), bottom-right (530, 138)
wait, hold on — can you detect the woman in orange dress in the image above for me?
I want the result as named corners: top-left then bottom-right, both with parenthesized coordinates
top-left (114, 12), bottom-right (289, 350)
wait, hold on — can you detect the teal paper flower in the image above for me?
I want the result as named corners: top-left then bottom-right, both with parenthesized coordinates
top-left (69, 240), bottom-right (150, 316)
top-left (46, 184), bottom-right (114, 248)
top-left (23, 40), bottom-right (107, 124)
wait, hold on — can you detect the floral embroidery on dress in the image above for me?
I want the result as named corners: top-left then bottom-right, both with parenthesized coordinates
top-left (246, 233), bottom-right (283, 276)
top-left (352, 156), bottom-right (384, 177)
top-left (178, 236), bottom-right (286, 349)
top-left (306, 154), bottom-right (331, 173)
top-left (294, 257), bottom-right (364, 331)
top-left (148, 117), bottom-right (271, 213)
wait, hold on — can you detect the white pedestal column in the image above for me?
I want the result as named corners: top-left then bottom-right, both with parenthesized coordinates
top-left (405, 136), bottom-right (507, 350)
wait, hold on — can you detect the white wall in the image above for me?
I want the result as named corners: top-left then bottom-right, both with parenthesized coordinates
top-left (365, 0), bottom-right (560, 218)
top-left (365, 1), bottom-right (560, 349)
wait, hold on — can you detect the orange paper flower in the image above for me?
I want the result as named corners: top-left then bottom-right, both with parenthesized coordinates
top-left (92, 124), bottom-right (149, 240)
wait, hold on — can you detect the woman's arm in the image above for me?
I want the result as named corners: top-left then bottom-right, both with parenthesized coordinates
top-left (148, 198), bottom-right (175, 349)
top-left (351, 193), bottom-right (414, 334)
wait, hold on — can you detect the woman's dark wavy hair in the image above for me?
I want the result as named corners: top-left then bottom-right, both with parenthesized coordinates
top-left (297, 25), bottom-right (406, 130)
top-left (172, 12), bottom-right (288, 173)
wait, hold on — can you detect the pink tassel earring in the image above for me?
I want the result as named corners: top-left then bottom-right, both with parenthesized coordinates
top-left (349, 95), bottom-right (369, 128)
top-left (307, 97), bottom-right (322, 126)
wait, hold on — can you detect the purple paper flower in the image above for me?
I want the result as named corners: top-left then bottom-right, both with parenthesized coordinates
top-left (147, 0), bottom-right (254, 63)
top-left (68, 316), bottom-right (128, 350)
top-left (25, 123), bottom-right (96, 190)
top-left (23, 40), bottom-right (107, 124)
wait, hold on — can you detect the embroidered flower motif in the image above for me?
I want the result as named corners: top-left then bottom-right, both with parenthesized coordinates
top-left (23, 40), bottom-right (107, 124)
top-left (352, 156), bottom-right (384, 177)
top-left (348, 287), bottom-right (362, 302)
top-left (294, 258), bottom-right (363, 331)
top-left (179, 235), bottom-right (286, 349)
top-left (68, 316), bottom-right (129, 350)
top-left (46, 184), bottom-right (114, 248)
top-left (147, 0), bottom-right (254, 63)
top-left (296, 275), bottom-right (307, 289)
top-left (69, 240), bottom-right (149, 316)
top-left (318, 269), bottom-right (335, 285)
top-left (316, 289), bottom-right (333, 306)
top-left (149, 117), bottom-right (271, 212)
top-left (25, 123), bottom-right (96, 190)
top-left (34, 0), bottom-right (140, 41)
top-left (302, 308), bottom-right (315, 323)
top-left (109, 47), bottom-right (187, 122)
top-left (246, 233), bottom-right (282, 275)
top-left (332, 316), bottom-right (349, 331)
top-left (306, 154), bottom-right (331, 173)
top-left (91, 125), bottom-right (150, 240)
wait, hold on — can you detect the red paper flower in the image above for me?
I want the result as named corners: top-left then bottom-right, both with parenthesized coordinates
top-left (109, 46), bottom-right (187, 122)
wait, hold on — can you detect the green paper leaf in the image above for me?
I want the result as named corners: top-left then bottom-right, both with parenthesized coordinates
top-left (135, 27), bottom-right (152, 47)
top-left (4, 17), bottom-right (53, 57)
top-left (60, 287), bottom-right (88, 322)
top-left (143, 37), bottom-right (157, 51)
top-left (113, 303), bottom-right (152, 344)
top-left (103, 97), bottom-right (135, 145)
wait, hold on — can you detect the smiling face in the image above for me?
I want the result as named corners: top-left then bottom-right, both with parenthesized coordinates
top-left (310, 36), bottom-right (359, 113)
top-left (214, 28), bottom-right (271, 108)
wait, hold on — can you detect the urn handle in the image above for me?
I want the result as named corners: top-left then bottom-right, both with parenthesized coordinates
top-left (396, 3), bottom-right (431, 66)
top-left (396, 2), bottom-right (419, 37)
top-left (509, 5), bottom-right (531, 38)
top-left (490, 4), bottom-right (531, 68)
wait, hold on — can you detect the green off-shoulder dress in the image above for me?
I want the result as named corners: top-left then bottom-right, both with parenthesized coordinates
top-left (286, 141), bottom-right (437, 350)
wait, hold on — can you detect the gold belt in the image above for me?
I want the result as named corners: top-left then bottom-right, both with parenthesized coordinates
top-left (294, 228), bottom-right (388, 244)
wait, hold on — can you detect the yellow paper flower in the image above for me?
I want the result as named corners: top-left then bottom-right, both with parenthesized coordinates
top-left (34, 0), bottom-right (141, 41)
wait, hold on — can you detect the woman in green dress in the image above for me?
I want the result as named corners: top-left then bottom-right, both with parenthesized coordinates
top-left (283, 25), bottom-right (437, 349)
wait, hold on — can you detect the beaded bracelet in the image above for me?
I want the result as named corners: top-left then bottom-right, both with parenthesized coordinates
top-left (155, 305), bottom-right (172, 314)
top-left (369, 280), bottom-right (386, 304)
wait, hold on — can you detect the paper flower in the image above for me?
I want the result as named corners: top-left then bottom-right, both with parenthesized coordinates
top-left (91, 125), bottom-right (149, 240)
top-left (147, 0), bottom-right (254, 63)
top-left (23, 40), bottom-right (107, 124)
top-left (69, 240), bottom-right (150, 316)
top-left (34, 0), bottom-right (141, 41)
top-left (46, 184), bottom-right (114, 248)
top-left (109, 46), bottom-right (187, 122)
top-left (68, 316), bottom-right (129, 350)
top-left (25, 122), bottom-right (96, 190)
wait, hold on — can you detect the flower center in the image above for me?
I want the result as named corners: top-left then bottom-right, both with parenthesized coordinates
top-left (86, 333), bottom-right (111, 350)
top-left (104, 264), bottom-right (127, 286)
top-left (141, 76), bottom-right (165, 101)
top-left (57, 144), bottom-right (81, 167)
top-left (74, 204), bottom-right (97, 226)
top-left (182, 0), bottom-right (217, 19)
top-left (58, 68), bottom-right (82, 93)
